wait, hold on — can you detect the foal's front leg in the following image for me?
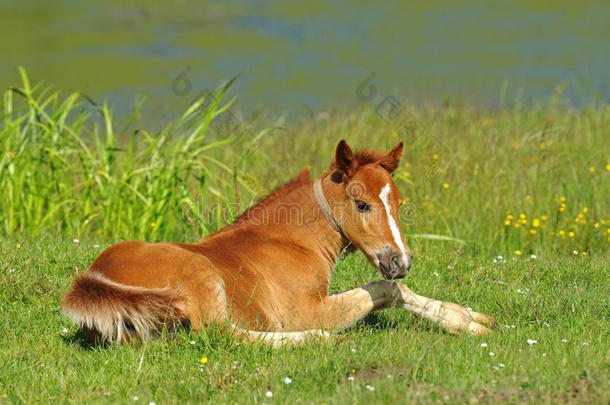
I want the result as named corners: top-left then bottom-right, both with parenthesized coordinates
top-left (323, 281), bottom-right (494, 336)
top-left (393, 282), bottom-right (495, 335)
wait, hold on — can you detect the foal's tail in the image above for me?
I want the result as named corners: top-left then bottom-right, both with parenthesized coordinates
top-left (62, 272), bottom-right (186, 344)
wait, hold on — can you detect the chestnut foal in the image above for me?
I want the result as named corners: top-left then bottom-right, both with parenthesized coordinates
top-left (63, 140), bottom-right (495, 344)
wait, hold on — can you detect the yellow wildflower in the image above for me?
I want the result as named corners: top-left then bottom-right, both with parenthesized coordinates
top-left (560, 196), bottom-right (566, 202)
top-left (541, 215), bottom-right (548, 220)
top-left (519, 213), bottom-right (526, 219)
top-left (606, 164), bottom-right (610, 171)
top-left (150, 222), bottom-right (156, 228)
top-left (515, 250), bottom-right (522, 256)
top-left (443, 183), bottom-right (449, 189)
top-left (200, 357), bottom-right (208, 364)
top-left (514, 223), bottom-right (520, 228)
top-left (507, 214), bottom-right (514, 220)
top-left (504, 220), bottom-right (511, 226)
top-left (16, 243), bottom-right (21, 249)
top-left (529, 229), bottom-right (537, 235)
top-left (582, 252), bottom-right (587, 256)
top-left (559, 230), bottom-right (565, 236)
top-left (582, 207), bottom-right (588, 213)
top-left (594, 222), bottom-right (600, 228)
top-left (432, 154), bottom-right (440, 161)
top-left (559, 206), bottom-right (565, 212)
top-left (532, 219), bottom-right (540, 228)
top-left (568, 231), bottom-right (575, 237)
top-left (588, 167), bottom-right (595, 173)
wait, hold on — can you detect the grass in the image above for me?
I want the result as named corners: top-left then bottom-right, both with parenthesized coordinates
top-left (0, 70), bottom-right (608, 403)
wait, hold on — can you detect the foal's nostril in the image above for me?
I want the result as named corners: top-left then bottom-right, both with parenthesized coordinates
top-left (390, 254), bottom-right (401, 271)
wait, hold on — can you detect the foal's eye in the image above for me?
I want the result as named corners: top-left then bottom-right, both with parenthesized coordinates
top-left (355, 200), bottom-right (371, 213)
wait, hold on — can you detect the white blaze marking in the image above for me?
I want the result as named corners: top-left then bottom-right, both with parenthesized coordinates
top-left (379, 183), bottom-right (407, 261)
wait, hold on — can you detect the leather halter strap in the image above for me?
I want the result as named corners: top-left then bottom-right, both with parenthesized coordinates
top-left (313, 179), bottom-right (342, 234)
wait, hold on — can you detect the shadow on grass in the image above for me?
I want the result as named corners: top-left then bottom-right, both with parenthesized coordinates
top-left (359, 311), bottom-right (438, 333)
top-left (59, 322), bottom-right (199, 351)
top-left (60, 329), bottom-right (105, 350)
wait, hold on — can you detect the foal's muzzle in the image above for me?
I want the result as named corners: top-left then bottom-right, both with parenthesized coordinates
top-left (376, 245), bottom-right (411, 280)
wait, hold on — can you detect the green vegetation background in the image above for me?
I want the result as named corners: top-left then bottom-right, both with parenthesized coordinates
top-left (1, 70), bottom-right (608, 403)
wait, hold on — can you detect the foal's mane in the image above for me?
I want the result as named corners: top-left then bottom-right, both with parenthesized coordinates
top-left (231, 167), bottom-right (312, 224)
top-left (230, 148), bottom-right (386, 226)
top-left (330, 149), bottom-right (386, 170)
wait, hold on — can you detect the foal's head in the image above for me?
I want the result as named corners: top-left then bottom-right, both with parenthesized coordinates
top-left (326, 140), bottom-right (412, 279)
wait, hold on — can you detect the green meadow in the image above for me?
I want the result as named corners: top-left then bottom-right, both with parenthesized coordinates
top-left (1, 70), bottom-right (608, 403)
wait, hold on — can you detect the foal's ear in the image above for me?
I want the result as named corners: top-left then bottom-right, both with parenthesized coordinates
top-left (379, 141), bottom-right (404, 173)
top-left (334, 139), bottom-right (356, 179)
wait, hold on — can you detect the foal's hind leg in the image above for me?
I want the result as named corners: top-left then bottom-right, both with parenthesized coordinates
top-left (322, 280), bottom-right (494, 336)
top-left (187, 272), bottom-right (328, 346)
top-left (234, 328), bottom-right (330, 347)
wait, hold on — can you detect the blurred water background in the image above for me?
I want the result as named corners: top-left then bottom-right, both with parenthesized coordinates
top-left (1, 0), bottom-right (608, 125)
